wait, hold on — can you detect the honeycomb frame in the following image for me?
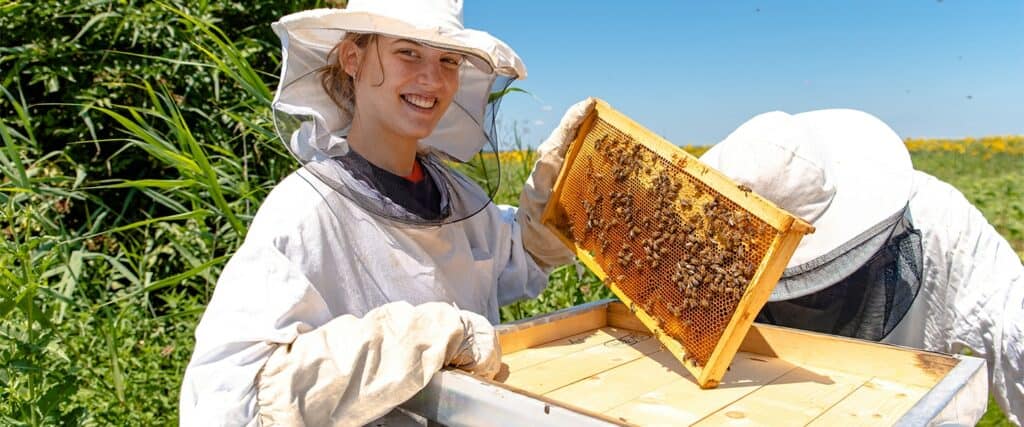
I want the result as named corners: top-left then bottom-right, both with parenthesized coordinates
top-left (540, 99), bottom-right (814, 388)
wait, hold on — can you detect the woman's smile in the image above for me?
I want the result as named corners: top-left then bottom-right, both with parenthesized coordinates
top-left (401, 93), bottom-right (438, 110)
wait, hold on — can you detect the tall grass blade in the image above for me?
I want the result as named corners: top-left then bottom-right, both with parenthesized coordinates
top-left (160, 85), bottom-right (247, 235)
top-left (103, 326), bottom-right (125, 404)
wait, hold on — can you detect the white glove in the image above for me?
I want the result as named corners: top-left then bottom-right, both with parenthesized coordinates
top-left (517, 97), bottom-right (598, 271)
top-left (255, 301), bottom-right (500, 426)
top-left (449, 307), bottom-right (501, 378)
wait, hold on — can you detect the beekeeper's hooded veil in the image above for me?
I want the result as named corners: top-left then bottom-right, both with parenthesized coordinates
top-left (272, 0), bottom-right (526, 225)
top-left (702, 110), bottom-right (1024, 424)
top-left (701, 109), bottom-right (921, 342)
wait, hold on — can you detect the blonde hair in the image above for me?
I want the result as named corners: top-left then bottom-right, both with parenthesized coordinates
top-left (319, 32), bottom-right (377, 117)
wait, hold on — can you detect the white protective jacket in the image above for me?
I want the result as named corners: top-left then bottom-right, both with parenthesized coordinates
top-left (884, 170), bottom-right (1023, 425)
top-left (179, 165), bottom-right (551, 426)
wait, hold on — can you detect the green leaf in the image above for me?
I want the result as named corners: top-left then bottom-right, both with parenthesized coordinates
top-left (103, 254), bottom-right (230, 306)
top-left (488, 86), bottom-right (529, 104)
top-left (71, 11), bottom-right (121, 43)
top-left (37, 378), bottom-right (80, 417)
top-left (88, 178), bottom-right (199, 190)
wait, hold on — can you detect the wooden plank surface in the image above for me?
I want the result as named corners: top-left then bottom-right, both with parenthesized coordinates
top-left (692, 366), bottom-right (866, 426)
top-left (741, 324), bottom-right (954, 388)
top-left (502, 331), bottom-right (661, 394)
top-left (603, 352), bottom-right (794, 426)
top-left (543, 349), bottom-right (687, 414)
top-left (502, 327), bottom-right (634, 372)
top-left (492, 305), bottom-right (966, 426)
top-left (807, 378), bottom-right (930, 427)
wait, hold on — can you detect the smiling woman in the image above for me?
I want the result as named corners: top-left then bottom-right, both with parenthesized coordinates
top-left (176, 1), bottom-right (580, 426)
top-left (266, 3), bottom-right (527, 227)
top-left (339, 36), bottom-right (464, 176)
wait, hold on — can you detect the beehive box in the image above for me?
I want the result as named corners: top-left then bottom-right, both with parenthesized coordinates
top-left (539, 99), bottom-right (814, 388)
top-left (402, 300), bottom-right (987, 426)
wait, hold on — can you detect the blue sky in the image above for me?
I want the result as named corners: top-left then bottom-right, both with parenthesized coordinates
top-left (465, 1), bottom-right (1024, 147)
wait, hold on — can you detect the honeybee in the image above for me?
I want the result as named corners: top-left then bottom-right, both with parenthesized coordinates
top-left (665, 301), bottom-right (683, 317)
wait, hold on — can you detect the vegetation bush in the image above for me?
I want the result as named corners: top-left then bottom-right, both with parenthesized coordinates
top-left (2, 1), bottom-right (319, 423)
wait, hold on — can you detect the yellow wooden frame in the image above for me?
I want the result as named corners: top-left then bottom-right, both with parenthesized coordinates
top-left (540, 99), bottom-right (814, 388)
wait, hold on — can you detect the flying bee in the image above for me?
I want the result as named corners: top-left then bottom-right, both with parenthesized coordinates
top-left (738, 184), bottom-right (753, 195)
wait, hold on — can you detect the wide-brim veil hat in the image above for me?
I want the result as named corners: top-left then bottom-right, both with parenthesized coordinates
top-left (270, 0), bottom-right (526, 226)
top-left (701, 109), bottom-right (915, 300)
top-left (272, 0), bottom-right (526, 163)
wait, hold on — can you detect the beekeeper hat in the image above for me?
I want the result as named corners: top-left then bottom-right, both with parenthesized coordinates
top-left (271, 0), bottom-right (527, 163)
top-left (701, 109), bottom-right (915, 299)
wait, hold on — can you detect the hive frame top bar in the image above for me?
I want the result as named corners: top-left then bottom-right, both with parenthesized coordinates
top-left (540, 98), bottom-right (814, 388)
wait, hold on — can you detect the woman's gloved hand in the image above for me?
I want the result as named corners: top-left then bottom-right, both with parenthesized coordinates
top-left (256, 301), bottom-right (501, 426)
top-left (448, 309), bottom-right (501, 378)
top-left (517, 97), bottom-right (598, 271)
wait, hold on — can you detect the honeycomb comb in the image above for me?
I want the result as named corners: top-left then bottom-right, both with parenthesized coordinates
top-left (540, 99), bottom-right (814, 388)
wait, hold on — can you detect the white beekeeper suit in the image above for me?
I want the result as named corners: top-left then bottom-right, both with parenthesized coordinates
top-left (701, 109), bottom-right (1024, 425)
top-left (179, 1), bottom-right (574, 425)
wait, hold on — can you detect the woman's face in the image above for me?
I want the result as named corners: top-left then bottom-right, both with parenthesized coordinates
top-left (342, 35), bottom-right (463, 142)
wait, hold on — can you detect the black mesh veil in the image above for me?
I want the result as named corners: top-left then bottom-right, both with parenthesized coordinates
top-left (756, 206), bottom-right (924, 341)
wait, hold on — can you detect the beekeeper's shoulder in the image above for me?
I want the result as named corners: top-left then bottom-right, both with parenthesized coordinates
top-left (244, 167), bottom-right (339, 242)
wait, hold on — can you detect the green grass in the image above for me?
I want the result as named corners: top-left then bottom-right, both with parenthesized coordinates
top-left (912, 150), bottom-right (1024, 259)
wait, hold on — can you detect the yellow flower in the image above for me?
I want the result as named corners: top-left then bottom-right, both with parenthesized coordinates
top-left (904, 135), bottom-right (1024, 156)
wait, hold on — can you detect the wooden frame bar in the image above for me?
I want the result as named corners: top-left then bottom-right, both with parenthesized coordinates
top-left (539, 99), bottom-right (815, 387)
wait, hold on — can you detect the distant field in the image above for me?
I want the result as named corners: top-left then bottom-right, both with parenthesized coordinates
top-left (907, 136), bottom-right (1024, 261)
